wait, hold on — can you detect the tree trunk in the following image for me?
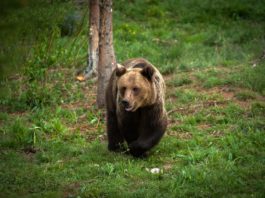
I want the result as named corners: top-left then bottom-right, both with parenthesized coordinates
top-left (97, 0), bottom-right (116, 108)
top-left (84, 0), bottom-right (99, 79)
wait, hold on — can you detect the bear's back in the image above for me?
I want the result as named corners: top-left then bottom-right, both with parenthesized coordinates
top-left (122, 58), bottom-right (153, 70)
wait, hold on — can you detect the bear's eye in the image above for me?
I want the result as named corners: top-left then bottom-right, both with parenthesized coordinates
top-left (132, 87), bottom-right (140, 93)
top-left (120, 86), bottom-right (126, 93)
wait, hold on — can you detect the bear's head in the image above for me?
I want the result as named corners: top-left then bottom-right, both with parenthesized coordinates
top-left (116, 64), bottom-right (155, 112)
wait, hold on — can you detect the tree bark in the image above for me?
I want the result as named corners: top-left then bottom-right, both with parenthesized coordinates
top-left (84, 0), bottom-right (99, 79)
top-left (97, 0), bottom-right (116, 108)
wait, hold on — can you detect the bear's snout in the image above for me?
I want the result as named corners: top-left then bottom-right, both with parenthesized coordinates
top-left (121, 99), bottom-right (135, 111)
top-left (121, 99), bottom-right (130, 108)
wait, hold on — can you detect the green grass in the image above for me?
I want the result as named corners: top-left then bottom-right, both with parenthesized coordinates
top-left (1, 0), bottom-right (265, 197)
top-left (235, 91), bottom-right (256, 101)
top-left (167, 75), bottom-right (192, 87)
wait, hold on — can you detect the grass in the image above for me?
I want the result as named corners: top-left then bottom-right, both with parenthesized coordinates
top-left (1, 0), bottom-right (265, 197)
top-left (167, 75), bottom-right (192, 87)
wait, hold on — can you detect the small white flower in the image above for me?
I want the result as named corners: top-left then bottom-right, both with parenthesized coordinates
top-left (146, 168), bottom-right (161, 174)
top-left (150, 168), bottom-right (161, 174)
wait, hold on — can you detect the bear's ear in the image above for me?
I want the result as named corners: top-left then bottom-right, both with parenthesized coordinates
top-left (141, 65), bottom-right (155, 81)
top-left (116, 64), bottom-right (126, 77)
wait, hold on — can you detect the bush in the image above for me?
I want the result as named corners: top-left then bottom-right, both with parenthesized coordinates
top-left (0, 119), bottom-right (41, 149)
top-left (242, 63), bottom-right (265, 94)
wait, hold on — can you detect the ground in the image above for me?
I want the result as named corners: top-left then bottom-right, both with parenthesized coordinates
top-left (0, 0), bottom-right (265, 197)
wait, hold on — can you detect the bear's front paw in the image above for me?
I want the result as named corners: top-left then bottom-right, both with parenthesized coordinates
top-left (129, 142), bottom-right (147, 158)
top-left (108, 143), bottom-right (126, 152)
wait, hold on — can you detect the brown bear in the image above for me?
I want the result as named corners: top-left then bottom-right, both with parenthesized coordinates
top-left (105, 58), bottom-right (167, 157)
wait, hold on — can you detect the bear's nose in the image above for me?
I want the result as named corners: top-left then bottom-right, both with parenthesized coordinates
top-left (121, 100), bottom-right (129, 108)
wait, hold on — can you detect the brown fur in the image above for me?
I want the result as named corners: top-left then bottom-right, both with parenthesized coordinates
top-left (105, 58), bottom-right (167, 157)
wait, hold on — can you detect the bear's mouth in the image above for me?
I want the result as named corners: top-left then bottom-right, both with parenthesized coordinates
top-left (125, 106), bottom-right (134, 112)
